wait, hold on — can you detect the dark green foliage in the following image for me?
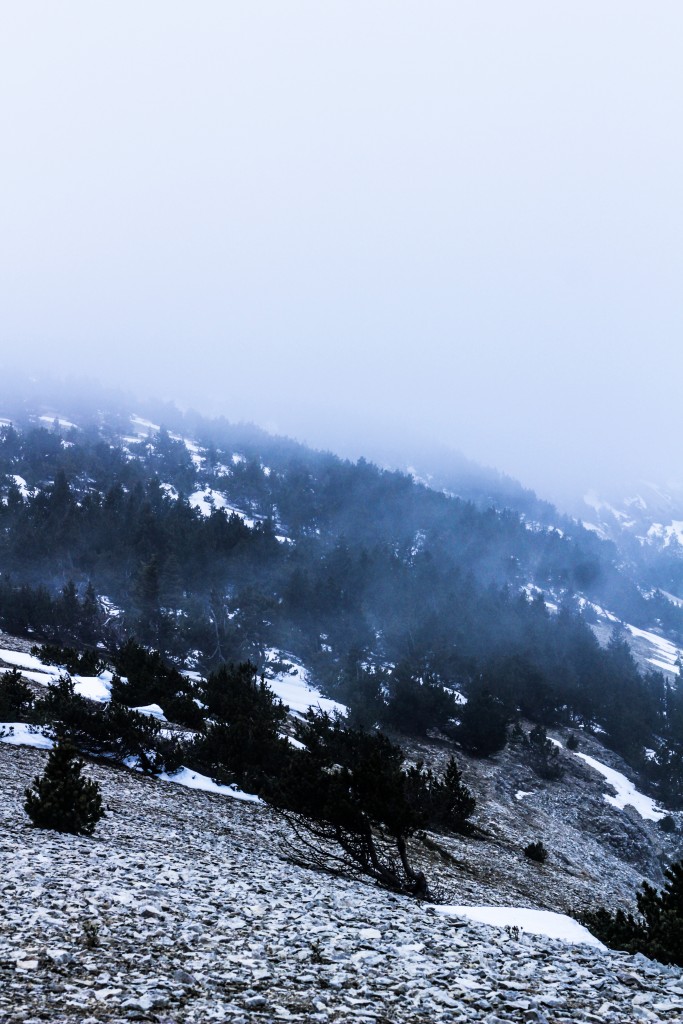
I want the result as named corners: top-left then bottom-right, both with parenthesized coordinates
top-left (272, 712), bottom-right (476, 898)
top-left (643, 684), bottom-right (683, 810)
top-left (188, 662), bottom-right (288, 791)
top-left (514, 725), bottom-right (563, 781)
top-left (24, 735), bottom-right (104, 835)
top-left (0, 667), bottom-right (35, 720)
top-left (379, 667), bottom-right (460, 737)
top-left (110, 639), bottom-right (203, 728)
top-left (482, 654), bottom-right (557, 724)
top-left (457, 688), bottom-right (510, 757)
top-left (334, 653), bottom-right (386, 732)
top-left (409, 755), bottom-right (477, 834)
top-left (0, 576), bottom-right (112, 650)
top-left (33, 676), bottom-right (183, 773)
top-left (0, 402), bottom-right (680, 790)
top-left (659, 814), bottom-right (677, 834)
top-left (566, 732), bottom-right (579, 751)
top-left (32, 643), bottom-right (106, 677)
top-left (524, 840), bottom-right (548, 863)
top-left (585, 860), bottom-right (683, 966)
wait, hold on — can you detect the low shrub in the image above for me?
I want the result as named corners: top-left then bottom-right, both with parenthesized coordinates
top-left (524, 840), bottom-right (548, 863)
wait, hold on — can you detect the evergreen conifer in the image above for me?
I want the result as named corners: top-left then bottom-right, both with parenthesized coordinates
top-left (24, 736), bottom-right (104, 835)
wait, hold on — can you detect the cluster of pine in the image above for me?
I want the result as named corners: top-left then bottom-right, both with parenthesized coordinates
top-left (11, 650), bottom-right (476, 900)
top-left (585, 862), bottom-right (683, 968)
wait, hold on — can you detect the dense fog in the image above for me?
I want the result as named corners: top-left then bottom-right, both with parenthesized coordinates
top-left (1, 3), bottom-right (682, 505)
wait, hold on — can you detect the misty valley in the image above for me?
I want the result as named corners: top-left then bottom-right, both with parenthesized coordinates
top-left (0, 389), bottom-right (682, 1022)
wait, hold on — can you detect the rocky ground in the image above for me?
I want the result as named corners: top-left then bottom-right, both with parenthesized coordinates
top-left (2, 742), bottom-right (683, 1024)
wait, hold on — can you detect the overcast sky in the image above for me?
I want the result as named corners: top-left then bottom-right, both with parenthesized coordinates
top-left (1, 2), bottom-right (682, 503)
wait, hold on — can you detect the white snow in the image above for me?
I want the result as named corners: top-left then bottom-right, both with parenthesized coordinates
top-left (39, 414), bottom-right (77, 430)
top-left (0, 649), bottom-right (113, 702)
top-left (160, 482), bottom-right (179, 501)
top-left (577, 597), bottom-right (620, 623)
top-left (647, 520), bottom-right (683, 548)
top-left (168, 433), bottom-right (205, 469)
top-left (130, 415), bottom-right (159, 436)
top-left (188, 489), bottom-right (256, 526)
top-left (0, 723), bottom-right (53, 749)
top-left (281, 733), bottom-right (306, 750)
top-left (582, 522), bottom-right (608, 539)
top-left (12, 669), bottom-right (62, 686)
top-left (625, 623), bottom-right (681, 675)
top-left (575, 752), bottom-right (666, 821)
top-left (11, 475), bottom-right (31, 498)
top-left (158, 766), bottom-right (261, 803)
top-left (184, 440), bottom-right (204, 469)
top-left (515, 790), bottom-right (533, 801)
top-left (265, 650), bottom-right (347, 717)
top-left (73, 674), bottom-right (113, 702)
top-left (100, 596), bottom-right (124, 620)
top-left (583, 492), bottom-right (632, 524)
top-left (434, 905), bottom-right (605, 949)
top-left (132, 703), bottom-right (166, 720)
top-left (0, 648), bottom-right (55, 674)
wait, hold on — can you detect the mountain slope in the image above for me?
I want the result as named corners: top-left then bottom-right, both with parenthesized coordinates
top-left (1, 397), bottom-right (682, 798)
top-left (3, 739), bottom-right (683, 1024)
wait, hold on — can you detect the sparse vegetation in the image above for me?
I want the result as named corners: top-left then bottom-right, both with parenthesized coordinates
top-left (271, 710), bottom-right (476, 900)
top-left (524, 840), bottom-right (548, 864)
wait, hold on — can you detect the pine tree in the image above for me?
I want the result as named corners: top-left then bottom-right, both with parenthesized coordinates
top-left (585, 858), bottom-right (683, 966)
top-left (24, 736), bottom-right (104, 836)
top-left (0, 667), bottom-right (35, 719)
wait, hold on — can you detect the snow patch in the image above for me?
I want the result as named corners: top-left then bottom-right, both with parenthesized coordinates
top-left (0, 649), bottom-right (113, 702)
top-left (189, 489), bottom-right (256, 526)
top-left (11, 475), bottom-right (32, 499)
top-left (130, 415), bottom-right (160, 436)
top-left (73, 675), bottom-right (112, 703)
top-left (0, 723), bottom-right (53, 749)
top-left (574, 752), bottom-right (666, 821)
top-left (647, 520), bottom-right (683, 548)
top-left (132, 703), bottom-right (166, 721)
top-left (434, 906), bottom-right (605, 949)
top-left (265, 650), bottom-right (347, 717)
top-left (39, 414), bottom-right (77, 430)
top-left (158, 766), bottom-right (261, 803)
top-left (0, 648), bottom-right (57, 675)
top-left (625, 623), bottom-right (681, 676)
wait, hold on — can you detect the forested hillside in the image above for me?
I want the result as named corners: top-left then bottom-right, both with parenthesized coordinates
top-left (0, 399), bottom-right (682, 805)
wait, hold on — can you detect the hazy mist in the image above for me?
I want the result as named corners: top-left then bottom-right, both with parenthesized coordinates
top-left (1, 2), bottom-right (682, 505)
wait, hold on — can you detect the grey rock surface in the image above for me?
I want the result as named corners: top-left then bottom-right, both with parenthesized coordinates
top-left (2, 743), bottom-right (683, 1023)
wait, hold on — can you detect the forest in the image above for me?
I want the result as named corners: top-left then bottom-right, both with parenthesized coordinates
top-left (0, 410), bottom-right (682, 807)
